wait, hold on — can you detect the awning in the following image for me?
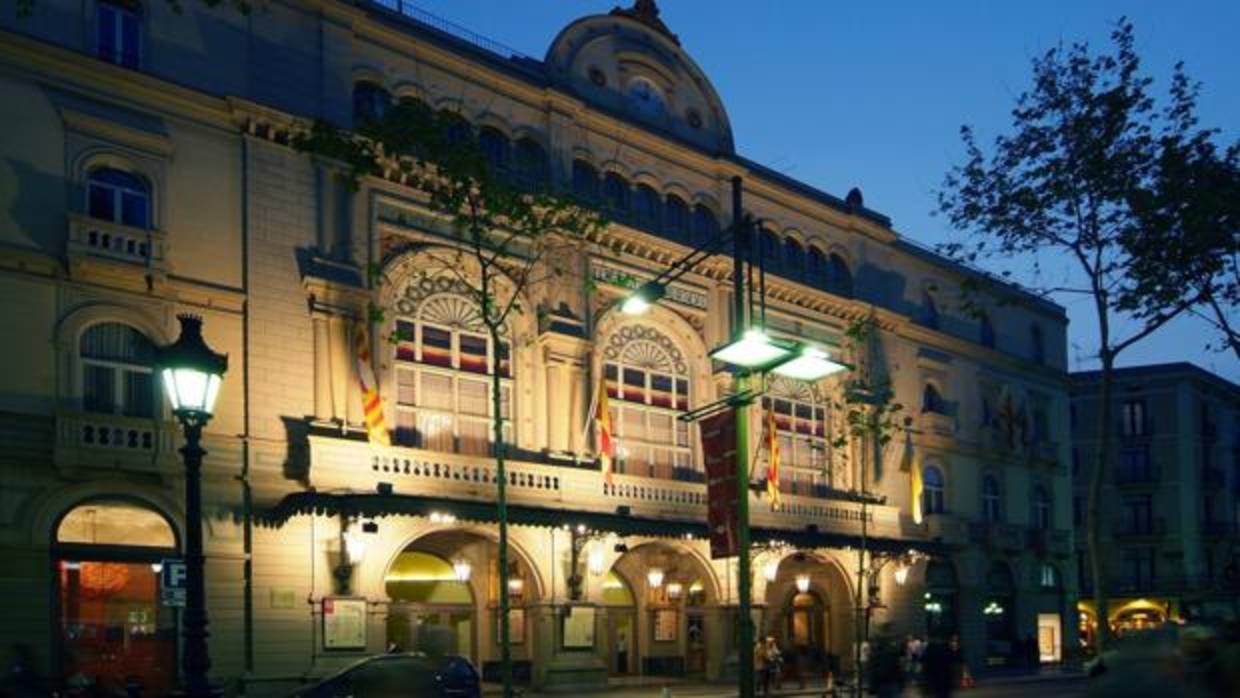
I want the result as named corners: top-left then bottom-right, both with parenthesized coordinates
top-left (258, 491), bottom-right (948, 556)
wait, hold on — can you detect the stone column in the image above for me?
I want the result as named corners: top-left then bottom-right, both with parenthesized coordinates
top-left (312, 315), bottom-right (333, 421)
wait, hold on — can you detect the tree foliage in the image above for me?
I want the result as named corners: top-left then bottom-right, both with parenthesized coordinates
top-left (936, 18), bottom-right (1236, 653)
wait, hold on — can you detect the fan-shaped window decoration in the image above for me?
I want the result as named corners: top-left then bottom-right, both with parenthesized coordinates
top-left (1032, 485), bottom-right (1052, 530)
top-left (88, 167), bottom-right (149, 229)
top-left (478, 127), bottom-right (510, 176)
top-left (353, 81), bottom-right (391, 126)
top-left (922, 464), bottom-right (946, 514)
top-left (982, 474), bottom-right (1002, 523)
top-left (57, 500), bottom-right (176, 548)
top-left (391, 285), bottom-right (512, 455)
top-left (602, 325), bottom-right (694, 482)
top-left (829, 254), bottom-right (853, 298)
top-left (513, 138), bottom-right (549, 191)
top-left (80, 322), bottom-right (157, 418)
top-left (691, 204), bottom-right (718, 246)
top-left (572, 160), bottom-right (598, 203)
top-left (602, 172), bottom-right (631, 221)
top-left (808, 247), bottom-right (826, 287)
top-left (784, 239), bottom-right (805, 279)
top-left (664, 195), bottom-right (689, 240)
top-left (633, 184), bottom-right (661, 232)
top-left (762, 376), bottom-right (830, 496)
top-left (980, 313), bottom-right (996, 348)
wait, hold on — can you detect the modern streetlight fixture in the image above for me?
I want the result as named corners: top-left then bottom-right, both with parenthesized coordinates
top-left (156, 314), bottom-right (228, 698)
top-left (770, 345), bottom-right (848, 381)
top-left (709, 328), bottom-right (793, 369)
top-left (620, 280), bottom-right (666, 315)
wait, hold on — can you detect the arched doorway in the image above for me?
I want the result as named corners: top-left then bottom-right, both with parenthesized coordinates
top-left (984, 561), bottom-right (1016, 666)
top-left (608, 542), bottom-right (718, 680)
top-left (764, 552), bottom-right (853, 679)
top-left (924, 559), bottom-right (959, 640)
top-left (598, 570), bottom-right (637, 676)
top-left (384, 529), bottom-right (539, 684)
top-left (1113, 603), bottom-right (1166, 637)
top-left (53, 498), bottom-right (179, 696)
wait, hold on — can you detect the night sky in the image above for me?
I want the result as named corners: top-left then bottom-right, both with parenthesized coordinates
top-left (412, 0), bottom-right (1240, 382)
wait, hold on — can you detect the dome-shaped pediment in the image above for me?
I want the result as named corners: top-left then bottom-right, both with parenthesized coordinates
top-left (545, 1), bottom-right (734, 155)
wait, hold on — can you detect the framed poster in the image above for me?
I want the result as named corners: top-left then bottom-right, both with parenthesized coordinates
top-left (653, 609), bottom-right (678, 642)
top-left (322, 597), bottom-right (367, 650)
top-left (496, 607), bottom-right (526, 645)
top-left (562, 606), bottom-right (596, 649)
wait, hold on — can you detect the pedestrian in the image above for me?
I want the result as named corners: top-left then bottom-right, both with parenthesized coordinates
top-left (754, 638), bottom-right (771, 697)
top-left (765, 636), bottom-right (784, 690)
top-left (921, 639), bottom-right (954, 698)
top-left (867, 633), bottom-right (905, 698)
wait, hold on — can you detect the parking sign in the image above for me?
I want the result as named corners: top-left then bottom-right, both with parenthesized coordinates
top-left (160, 559), bottom-right (187, 607)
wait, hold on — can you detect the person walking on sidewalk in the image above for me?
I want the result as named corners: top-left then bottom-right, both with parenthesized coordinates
top-left (754, 638), bottom-right (771, 697)
top-left (921, 638), bottom-right (955, 698)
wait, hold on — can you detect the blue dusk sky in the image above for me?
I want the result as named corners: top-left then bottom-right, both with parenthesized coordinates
top-left (411, 0), bottom-right (1240, 382)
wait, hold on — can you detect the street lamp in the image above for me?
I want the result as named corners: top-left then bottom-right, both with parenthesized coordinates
top-left (156, 314), bottom-right (227, 698)
top-left (620, 280), bottom-right (666, 315)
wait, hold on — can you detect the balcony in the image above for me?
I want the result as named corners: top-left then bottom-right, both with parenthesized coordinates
top-left (1112, 517), bottom-right (1166, 538)
top-left (920, 411), bottom-right (956, 437)
top-left (923, 513), bottom-right (969, 546)
top-left (1026, 528), bottom-right (1072, 557)
top-left (67, 214), bottom-right (169, 287)
top-left (1115, 464), bottom-right (1161, 486)
top-left (968, 521), bottom-right (1024, 552)
top-left (54, 410), bottom-right (178, 473)
top-left (304, 434), bottom-right (909, 542)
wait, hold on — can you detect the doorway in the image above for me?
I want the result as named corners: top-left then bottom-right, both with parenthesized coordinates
top-left (1037, 614), bottom-right (1062, 663)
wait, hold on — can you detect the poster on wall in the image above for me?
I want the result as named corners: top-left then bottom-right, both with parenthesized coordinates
top-left (700, 408), bottom-right (739, 558)
top-left (323, 597), bottom-right (367, 650)
top-left (653, 609), bottom-right (678, 642)
top-left (562, 606), bottom-right (596, 649)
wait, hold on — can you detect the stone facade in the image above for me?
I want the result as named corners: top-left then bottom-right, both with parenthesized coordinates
top-left (1071, 363), bottom-right (1240, 643)
top-left (0, 1), bottom-right (1076, 694)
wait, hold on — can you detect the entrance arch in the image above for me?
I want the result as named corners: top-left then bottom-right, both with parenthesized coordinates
top-left (52, 498), bottom-right (180, 697)
top-left (382, 528), bottom-right (542, 683)
top-left (762, 551), bottom-right (854, 678)
top-left (984, 561), bottom-right (1016, 665)
top-left (924, 559), bottom-right (959, 640)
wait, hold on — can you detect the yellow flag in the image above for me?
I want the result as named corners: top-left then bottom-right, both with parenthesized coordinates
top-left (910, 444), bottom-right (924, 524)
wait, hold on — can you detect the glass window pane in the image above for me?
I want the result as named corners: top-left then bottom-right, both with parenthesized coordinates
top-left (57, 501), bottom-right (175, 547)
top-left (622, 368), bottom-right (645, 402)
top-left (622, 408), bottom-right (646, 440)
top-left (676, 421), bottom-right (689, 447)
top-left (650, 374), bottom-right (673, 408)
top-left (396, 368), bottom-right (416, 405)
top-left (496, 341), bottom-right (510, 377)
top-left (83, 364), bottom-right (115, 413)
top-left (122, 369), bottom-right (154, 418)
top-left (80, 323), bottom-right (154, 365)
top-left (418, 412), bottom-right (453, 452)
top-left (119, 12), bottom-right (140, 68)
top-left (421, 326), bottom-right (452, 367)
top-left (458, 334), bottom-right (488, 374)
top-left (88, 182), bottom-right (115, 221)
top-left (394, 409), bottom-right (417, 446)
top-left (395, 321), bottom-right (416, 362)
top-left (458, 419), bottom-right (489, 456)
top-left (458, 379), bottom-right (488, 417)
top-left (420, 373), bottom-right (453, 410)
top-left (500, 385), bottom-right (511, 420)
top-left (649, 413), bottom-right (673, 443)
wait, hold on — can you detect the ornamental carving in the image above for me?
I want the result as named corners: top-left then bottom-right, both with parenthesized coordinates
top-left (603, 325), bottom-right (687, 375)
top-left (394, 272), bottom-right (509, 338)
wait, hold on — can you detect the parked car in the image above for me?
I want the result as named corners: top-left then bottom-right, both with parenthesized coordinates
top-left (287, 653), bottom-right (481, 698)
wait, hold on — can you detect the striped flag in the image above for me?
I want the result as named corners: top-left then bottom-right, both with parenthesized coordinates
top-left (906, 433), bottom-right (923, 524)
top-left (354, 324), bottom-right (390, 447)
top-left (595, 373), bottom-right (614, 484)
top-left (766, 404), bottom-right (781, 511)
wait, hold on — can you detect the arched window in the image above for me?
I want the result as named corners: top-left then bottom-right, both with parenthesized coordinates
top-left (922, 383), bottom-right (946, 415)
top-left (439, 110), bottom-right (471, 145)
top-left (1032, 485), bottom-right (1051, 530)
top-left (80, 322), bottom-right (157, 418)
top-left (55, 498), bottom-right (178, 695)
top-left (513, 138), bottom-right (549, 191)
top-left (760, 230), bottom-right (780, 268)
top-left (922, 290), bottom-right (940, 329)
top-left (88, 167), bottom-right (149, 229)
top-left (784, 239), bottom-right (805, 279)
top-left (829, 254), bottom-right (853, 298)
top-left (392, 289), bottom-right (512, 455)
top-left (982, 474), bottom-right (1002, 523)
top-left (980, 313), bottom-right (996, 348)
top-left (922, 464), bottom-right (945, 514)
top-left (664, 195), bottom-right (689, 240)
top-left (633, 184), bottom-right (661, 232)
top-left (763, 376), bottom-right (830, 496)
top-left (602, 172), bottom-right (631, 221)
top-left (807, 247), bottom-right (826, 287)
top-left (477, 126), bottom-right (510, 176)
top-left (691, 204), bottom-right (719, 245)
top-left (572, 160), bottom-right (598, 203)
top-left (1031, 324), bottom-right (1046, 364)
top-left (1039, 563), bottom-right (1061, 590)
top-left (353, 81), bottom-right (391, 125)
top-left (602, 325), bottom-right (694, 481)
top-left (97, 0), bottom-right (141, 68)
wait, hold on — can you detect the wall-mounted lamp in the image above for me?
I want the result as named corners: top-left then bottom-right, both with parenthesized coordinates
top-left (893, 564), bottom-right (910, 586)
top-left (763, 558), bottom-right (780, 583)
top-left (452, 558), bottom-right (472, 582)
top-left (343, 531), bottom-right (367, 566)
top-left (795, 574), bottom-right (811, 593)
top-left (647, 568), bottom-right (665, 589)
top-left (588, 545), bottom-right (606, 576)
top-left (507, 577), bottom-right (525, 599)
top-left (667, 582), bottom-right (684, 600)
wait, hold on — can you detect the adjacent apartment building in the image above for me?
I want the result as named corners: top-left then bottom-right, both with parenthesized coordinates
top-left (1071, 363), bottom-right (1240, 647)
top-left (0, 0), bottom-right (1076, 694)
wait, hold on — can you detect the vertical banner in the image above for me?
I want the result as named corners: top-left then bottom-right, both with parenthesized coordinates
top-left (354, 323), bottom-right (390, 447)
top-left (700, 408), bottom-right (739, 559)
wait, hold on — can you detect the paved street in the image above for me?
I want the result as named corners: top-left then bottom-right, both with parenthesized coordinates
top-left (514, 674), bottom-right (1088, 698)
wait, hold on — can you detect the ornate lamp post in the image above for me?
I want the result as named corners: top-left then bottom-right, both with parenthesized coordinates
top-left (157, 314), bottom-right (228, 698)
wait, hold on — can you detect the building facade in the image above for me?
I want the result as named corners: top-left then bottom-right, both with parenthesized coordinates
top-left (1071, 363), bottom-right (1240, 645)
top-left (0, 1), bottom-right (1076, 694)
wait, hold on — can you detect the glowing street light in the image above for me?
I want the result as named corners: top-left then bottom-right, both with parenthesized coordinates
top-left (771, 345), bottom-right (848, 381)
top-left (709, 328), bottom-right (794, 369)
top-left (620, 281), bottom-right (666, 315)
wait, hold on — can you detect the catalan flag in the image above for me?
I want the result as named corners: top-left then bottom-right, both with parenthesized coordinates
top-left (766, 404), bottom-right (781, 511)
top-left (595, 373), bottom-right (614, 484)
top-left (354, 324), bottom-right (390, 447)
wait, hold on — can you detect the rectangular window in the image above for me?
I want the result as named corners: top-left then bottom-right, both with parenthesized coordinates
top-left (83, 364), bottom-right (115, 414)
top-left (88, 182), bottom-right (116, 222)
top-left (457, 379), bottom-right (488, 417)
top-left (649, 374), bottom-right (674, 409)
top-left (396, 368), bottom-right (416, 405)
top-left (97, 3), bottom-right (140, 69)
top-left (622, 368), bottom-right (645, 403)
top-left (395, 321), bottom-right (417, 362)
top-left (458, 334), bottom-right (489, 374)
top-left (420, 373), bottom-right (453, 411)
top-left (1121, 400), bottom-right (1147, 437)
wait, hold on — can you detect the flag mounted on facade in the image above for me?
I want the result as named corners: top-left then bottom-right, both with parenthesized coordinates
top-left (765, 403), bottom-right (782, 511)
top-left (905, 431), bottom-right (923, 524)
top-left (700, 408), bottom-right (739, 559)
top-left (354, 323), bottom-right (390, 447)
top-left (595, 373), bottom-right (614, 484)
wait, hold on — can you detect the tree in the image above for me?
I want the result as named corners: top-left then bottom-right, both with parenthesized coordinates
top-left (936, 18), bottom-right (1234, 653)
top-left (294, 99), bottom-right (604, 698)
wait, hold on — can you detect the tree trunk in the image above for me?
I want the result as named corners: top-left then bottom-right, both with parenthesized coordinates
top-left (490, 324), bottom-right (513, 698)
top-left (1086, 350), bottom-right (1115, 655)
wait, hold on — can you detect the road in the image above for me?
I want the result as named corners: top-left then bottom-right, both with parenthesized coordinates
top-left (515, 675), bottom-right (1088, 698)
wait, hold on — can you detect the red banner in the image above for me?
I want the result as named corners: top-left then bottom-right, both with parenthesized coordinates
top-left (700, 408), bottom-right (739, 559)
